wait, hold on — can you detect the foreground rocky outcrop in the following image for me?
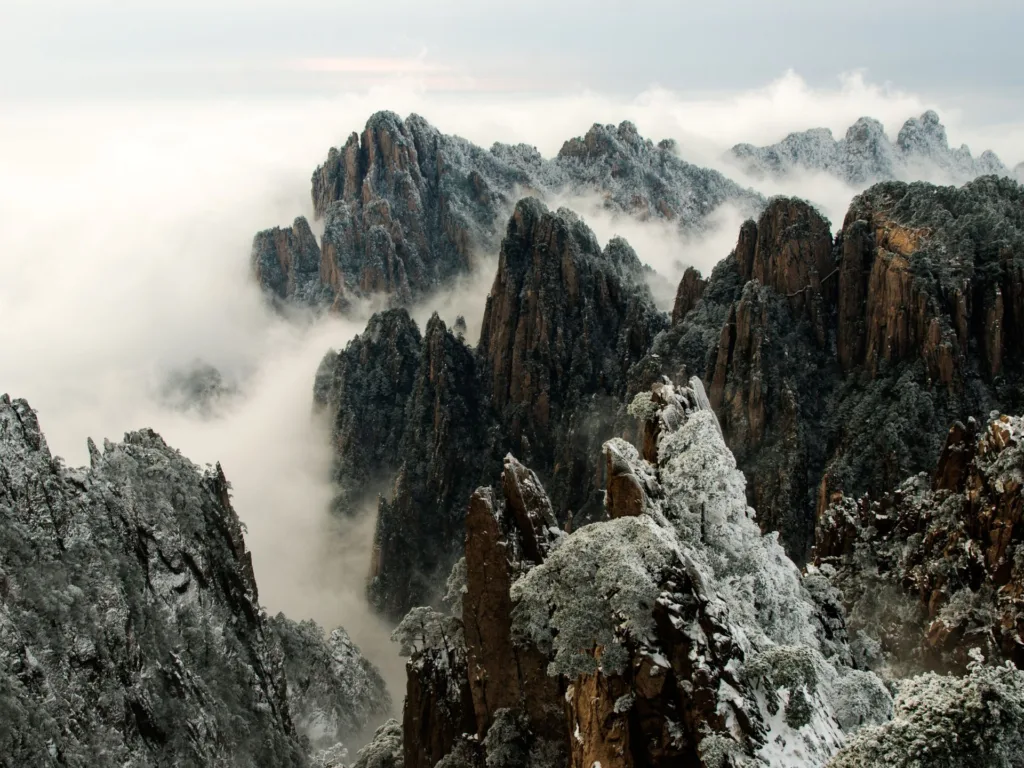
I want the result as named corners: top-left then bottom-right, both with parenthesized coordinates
top-left (252, 112), bottom-right (762, 310)
top-left (730, 110), bottom-right (1011, 187)
top-left (640, 175), bottom-right (1024, 560)
top-left (0, 395), bottom-right (387, 766)
top-left (388, 379), bottom-right (894, 768)
top-left (315, 199), bottom-right (666, 618)
top-left (816, 414), bottom-right (1024, 674)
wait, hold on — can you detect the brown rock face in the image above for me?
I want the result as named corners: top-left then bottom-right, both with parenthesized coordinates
top-left (399, 380), bottom-right (874, 768)
top-left (839, 181), bottom-right (1024, 384)
top-left (748, 197), bottom-right (836, 344)
top-left (604, 441), bottom-right (649, 520)
top-left (816, 414), bottom-right (1024, 672)
top-left (250, 216), bottom-right (333, 307)
top-left (461, 461), bottom-right (564, 745)
top-left (403, 650), bottom-right (476, 768)
top-left (479, 198), bottom-right (667, 521)
top-left (564, 587), bottom-right (757, 768)
top-left (671, 266), bottom-right (706, 323)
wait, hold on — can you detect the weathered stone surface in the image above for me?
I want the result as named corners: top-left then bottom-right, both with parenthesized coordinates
top-left (367, 314), bottom-right (496, 618)
top-left (462, 463), bottom-right (563, 746)
top-left (313, 308), bottom-right (423, 515)
top-left (479, 198), bottom-right (668, 522)
top-left (641, 176), bottom-right (1024, 562)
top-left (403, 648), bottom-right (475, 768)
top-left (315, 199), bottom-right (671, 617)
top-left (399, 379), bottom-right (883, 767)
top-left (252, 216), bottom-right (335, 307)
top-left (269, 615), bottom-right (392, 753)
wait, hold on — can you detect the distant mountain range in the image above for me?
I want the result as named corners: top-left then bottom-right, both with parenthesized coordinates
top-left (251, 112), bottom-right (763, 311)
top-left (730, 110), bottom-right (1013, 186)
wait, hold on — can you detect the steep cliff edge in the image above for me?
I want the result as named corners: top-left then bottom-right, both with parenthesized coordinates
top-left (0, 394), bottom-right (387, 766)
top-left (478, 197), bottom-right (668, 520)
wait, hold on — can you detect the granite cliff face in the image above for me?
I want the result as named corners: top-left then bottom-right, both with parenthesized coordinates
top-left (0, 394), bottom-right (387, 767)
top-left (730, 111), bottom-right (1011, 187)
top-left (385, 380), bottom-right (893, 768)
top-left (252, 113), bottom-right (762, 310)
top-left (478, 198), bottom-right (668, 521)
top-left (313, 199), bottom-right (666, 618)
top-left (637, 175), bottom-right (1024, 561)
top-left (816, 414), bottom-right (1024, 674)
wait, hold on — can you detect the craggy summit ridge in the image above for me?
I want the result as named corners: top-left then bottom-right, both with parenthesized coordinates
top-left (641, 175), bottom-right (1024, 561)
top-left (730, 110), bottom-right (1013, 186)
top-left (252, 112), bottom-right (762, 309)
top-left (314, 198), bottom-right (667, 618)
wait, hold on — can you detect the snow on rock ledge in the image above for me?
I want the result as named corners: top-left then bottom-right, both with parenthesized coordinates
top-left (394, 377), bottom-right (892, 768)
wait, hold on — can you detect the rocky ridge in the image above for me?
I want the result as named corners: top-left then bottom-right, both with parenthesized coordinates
top-left (639, 175), bottom-right (1024, 560)
top-left (730, 111), bottom-right (1011, 187)
top-left (0, 394), bottom-right (387, 766)
top-left (379, 379), bottom-right (895, 768)
top-left (253, 112), bottom-right (763, 309)
top-left (313, 199), bottom-right (667, 618)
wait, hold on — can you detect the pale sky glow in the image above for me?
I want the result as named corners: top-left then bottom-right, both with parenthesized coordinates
top-left (3, 0), bottom-right (1023, 108)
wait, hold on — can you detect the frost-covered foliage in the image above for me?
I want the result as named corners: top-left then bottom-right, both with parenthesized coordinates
top-left (269, 614), bottom-right (392, 752)
top-left (745, 646), bottom-right (819, 727)
top-left (435, 740), bottom-right (485, 768)
top-left (829, 670), bottom-right (894, 732)
top-left (311, 742), bottom-right (350, 768)
top-left (391, 606), bottom-right (464, 659)
top-left (351, 719), bottom-right (404, 768)
top-left (483, 709), bottom-right (530, 768)
top-left (444, 557), bottom-right (468, 619)
top-left (827, 661), bottom-right (1024, 768)
top-left (626, 390), bottom-right (659, 422)
top-left (655, 406), bottom-right (818, 654)
top-left (699, 733), bottom-right (752, 768)
top-left (817, 412), bottom-right (1024, 673)
top-left (511, 514), bottom-right (677, 677)
top-left (730, 110), bottom-right (1011, 187)
top-left (509, 379), bottom-right (891, 766)
top-left (0, 395), bottom-right (311, 765)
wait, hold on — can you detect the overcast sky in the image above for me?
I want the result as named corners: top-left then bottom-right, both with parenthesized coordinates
top-left (3, 0), bottom-right (1023, 111)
